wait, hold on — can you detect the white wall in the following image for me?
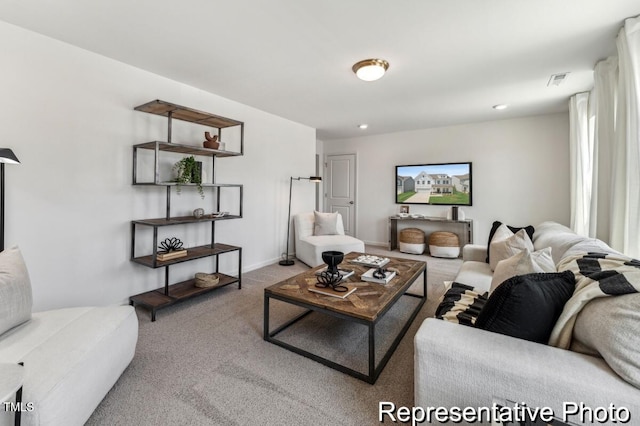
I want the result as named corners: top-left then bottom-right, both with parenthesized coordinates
top-left (0, 21), bottom-right (316, 311)
top-left (322, 113), bottom-right (570, 247)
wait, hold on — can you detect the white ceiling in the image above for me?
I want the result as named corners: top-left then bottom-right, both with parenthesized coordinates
top-left (1, 1), bottom-right (638, 140)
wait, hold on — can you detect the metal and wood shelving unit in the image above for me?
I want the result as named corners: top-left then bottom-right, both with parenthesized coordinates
top-left (129, 100), bottom-right (244, 321)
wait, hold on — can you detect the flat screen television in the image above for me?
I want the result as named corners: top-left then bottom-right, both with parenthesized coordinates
top-left (396, 162), bottom-right (472, 206)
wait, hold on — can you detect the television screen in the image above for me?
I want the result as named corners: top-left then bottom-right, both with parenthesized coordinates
top-left (396, 162), bottom-right (472, 206)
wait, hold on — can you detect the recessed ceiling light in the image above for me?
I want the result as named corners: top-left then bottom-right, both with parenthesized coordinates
top-left (352, 59), bottom-right (389, 82)
top-left (358, 124), bottom-right (368, 129)
top-left (493, 104), bottom-right (508, 110)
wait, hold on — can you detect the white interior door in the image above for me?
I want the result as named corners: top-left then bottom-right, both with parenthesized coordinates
top-left (325, 154), bottom-right (357, 236)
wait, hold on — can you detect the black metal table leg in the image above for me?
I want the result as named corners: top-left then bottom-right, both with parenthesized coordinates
top-left (263, 295), bottom-right (269, 340)
top-left (368, 322), bottom-right (376, 384)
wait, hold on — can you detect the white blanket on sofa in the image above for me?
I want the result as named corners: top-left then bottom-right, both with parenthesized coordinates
top-left (549, 252), bottom-right (640, 348)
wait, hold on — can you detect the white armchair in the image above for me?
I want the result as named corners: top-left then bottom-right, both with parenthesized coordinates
top-left (293, 211), bottom-right (365, 267)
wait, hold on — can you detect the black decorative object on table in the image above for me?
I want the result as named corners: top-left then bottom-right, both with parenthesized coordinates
top-left (322, 250), bottom-right (344, 274)
top-left (373, 267), bottom-right (388, 279)
top-left (316, 251), bottom-right (348, 292)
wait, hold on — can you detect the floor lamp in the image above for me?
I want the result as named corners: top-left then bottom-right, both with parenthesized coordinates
top-left (280, 176), bottom-right (322, 266)
top-left (0, 149), bottom-right (20, 252)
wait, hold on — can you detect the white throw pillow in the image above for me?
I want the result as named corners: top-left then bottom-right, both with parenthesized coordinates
top-left (313, 211), bottom-right (339, 236)
top-left (490, 247), bottom-right (556, 293)
top-left (0, 246), bottom-right (33, 335)
top-left (489, 225), bottom-right (534, 271)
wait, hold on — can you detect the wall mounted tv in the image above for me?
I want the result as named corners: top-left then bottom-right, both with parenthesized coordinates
top-left (396, 162), bottom-right (472, 206)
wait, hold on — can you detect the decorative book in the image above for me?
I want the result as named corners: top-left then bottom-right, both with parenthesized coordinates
top-left (156, 249), bottom-right (187, 261)
top-left (361, 268), bottom-right (396, 284)
top-left (349, 255), bottom-right (390, 268)
top-left (308, 284), bottom-right (357, 299)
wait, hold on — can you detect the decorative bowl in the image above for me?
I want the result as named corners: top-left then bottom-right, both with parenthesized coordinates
top-left (322, 251), bottom-right (344, 274)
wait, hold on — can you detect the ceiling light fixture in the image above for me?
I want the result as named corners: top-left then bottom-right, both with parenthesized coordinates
top-left (352, 59), bottom-right (389, 82)
top-left (493, 104), bottom-right (508, 110)
top-left (358, 124), bottom-right (368, 129)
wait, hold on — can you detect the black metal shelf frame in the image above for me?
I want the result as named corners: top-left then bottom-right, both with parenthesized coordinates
top-left (129, 100), bottom-right (244, 321)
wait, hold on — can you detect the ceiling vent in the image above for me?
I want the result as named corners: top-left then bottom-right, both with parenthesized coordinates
top-left (548, 72), bottom-right (569, 87)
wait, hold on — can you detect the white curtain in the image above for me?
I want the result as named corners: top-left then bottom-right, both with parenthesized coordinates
top-left (610, 16), bottom-right (640, 258)
top-left (569, 92), bottom-right (593, 236)
top-left (591, 57), bottom-right (618, 241)
top-left (569, 15), bottom-right (640, 257)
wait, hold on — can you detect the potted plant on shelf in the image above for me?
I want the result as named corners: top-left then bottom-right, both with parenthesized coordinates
top-left (173, 156), bottom-right (204, 199)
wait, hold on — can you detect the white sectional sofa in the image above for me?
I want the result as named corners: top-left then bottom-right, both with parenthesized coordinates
top-left (293, 211), bottom-right (365, 267)
top-left (414, 222), bottom-right (640, 424)
top-left (0, 248), bottom-right (138, 426)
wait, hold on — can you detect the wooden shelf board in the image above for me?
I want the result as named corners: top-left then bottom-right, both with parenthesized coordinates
top-left (134, 100), bottom-right (243, 128)
top-left (134, 141), bottom-right (241, 158)
top-left (133, 215), bottom-right (241, 227)
top-left (132, 181), bottom-right (242, 188)
top-left (132, 244), bottom-right (241, 268)
top-left (129, 273), bottom-right (239, 310)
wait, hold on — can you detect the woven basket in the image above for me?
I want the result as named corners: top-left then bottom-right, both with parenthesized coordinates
top-left (428, 231), bottom-right (460, 258)
top-left (399, 228), bottom-right (425, 244)
top-left (194, 273), bottom-right (220, 288)
top-left (428, 231), bottom-right (459, 247)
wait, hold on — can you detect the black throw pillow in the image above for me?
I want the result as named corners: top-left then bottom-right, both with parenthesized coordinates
top-left (475, 271), bottom-right (575, 344)
top-left (485, 221), bottom-right (536, 263)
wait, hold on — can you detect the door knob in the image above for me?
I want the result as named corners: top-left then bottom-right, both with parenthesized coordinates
top-left (349, 201), bottom-right (354, 204)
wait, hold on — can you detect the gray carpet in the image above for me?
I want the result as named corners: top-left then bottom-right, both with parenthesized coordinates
top-left (87, 247), bottom-right (461, 426)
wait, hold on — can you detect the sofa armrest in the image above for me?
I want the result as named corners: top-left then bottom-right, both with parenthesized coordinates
top-left (462, 244), bottom-right (487, 262)
top-left (414, 318), bottom-right (640, 424)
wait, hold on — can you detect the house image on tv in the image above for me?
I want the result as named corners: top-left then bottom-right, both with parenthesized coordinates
top-left (426, 173), bottom-right (455, 195)
top-left (455, 173), bottom-right (470, 193)
top-left (397, 176), bottom-right (415, 194)
top-left (414, 171), bottom-right (433, 194)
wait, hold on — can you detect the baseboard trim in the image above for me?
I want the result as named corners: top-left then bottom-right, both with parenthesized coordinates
top-left (363, 241), bottom-right (388, 248)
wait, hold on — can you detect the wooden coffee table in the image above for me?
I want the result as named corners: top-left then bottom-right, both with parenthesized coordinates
top-left (263, 252), bottom-right (427, 384)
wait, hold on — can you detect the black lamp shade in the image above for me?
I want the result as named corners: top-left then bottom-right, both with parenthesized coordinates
top-left (0, 149), bottom-right (20, 164)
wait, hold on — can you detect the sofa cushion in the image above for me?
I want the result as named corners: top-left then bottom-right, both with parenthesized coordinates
top-left (475, 271), bottom-right (575, 344)
top-left (313, 211), bottom-right (339, 236)
top-left (532, 221), bottom-right (588, 265)
top-left (489, 226), bottom-right (534, 271)
top-left (0, 247), bottom-right (33, 335)
top-left (490, 247), bottom-right (555, 293)
top-left (435, 282), bottom-right (487, 326)
top-left (486, 221), bottom-right (535, 263)
top-left (454, 260), bottom-right (493, 294)
top-left (562, 238), bottom-right (620, 260)
top-left (571, 293), bottom-right (640, 389)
